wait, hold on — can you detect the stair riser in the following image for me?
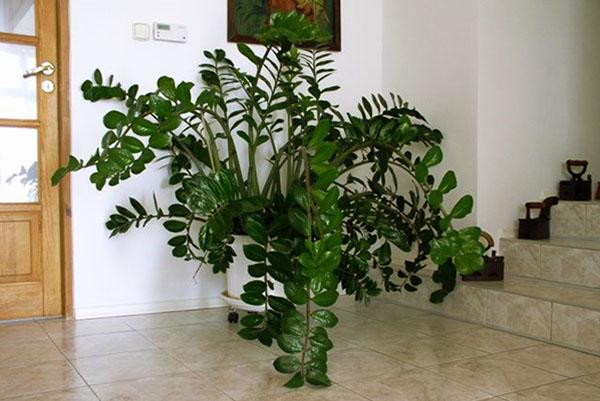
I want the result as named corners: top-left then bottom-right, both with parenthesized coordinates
top-left (501, 239), bottom-right (600, 288)
top-left (384, 280), bottom-right (600, 356)
top-left (552, 202), bottom-right (600, 239)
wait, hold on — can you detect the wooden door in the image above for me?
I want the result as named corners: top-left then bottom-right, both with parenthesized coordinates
top-left (0, 0), bottom-right (63, 320)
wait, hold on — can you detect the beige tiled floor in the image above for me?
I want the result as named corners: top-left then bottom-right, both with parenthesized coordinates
top-left (1, 302), bottom-right (600, 400)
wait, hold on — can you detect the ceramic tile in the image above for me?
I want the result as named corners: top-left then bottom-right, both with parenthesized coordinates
top-left (242, 385), bottom-right (369, 401)
top-left (138, 323), bottom-right (236, 349)
top-left (370, 336), bottom-right (487, 367)
top-left (541, 246), bottom-right (600, 287)
top-left (501, 344), bottom-right (600, 377)
top-left (121, 310), bottom-right (216, 330)
top-left (329, 307), bottom-right (377, 328)
top-left (398, 314), bottom-right (477, 336)
top-left (92, 373), bottom-right (231, 401)
top-left (71, 349), bottom-right (188, 385)
top-left (168, 340), bottom-right (276, 370)
top-left (0, 323), bottom-right (47, 344)
top-left (327, 348), bottom-right (413, 383)
top-left (337, 302), bottom-right (426, 322)
top-left (0, 338), bottom-right (64, 368)
top-left (39, 317), bottom-right (131, 339)
top-left (552, 304), bottom-right (600, 354)
top-left (0, 360), bottom-right (86, 399)
top-left (578, 371), bottom-right (600, 387)
top-left (3, 388), bottom-right (99, 401)
top-left (197, 360), bottom-right (296, 400)
top-left (430, 283), bottom-right (489, 324)
top-left (501, 240), bottom-right (541, 278)
top-left (342, 369), bottom-right (491, 401)
top-left (439, 327), bottom-right (540, 354)
top-left (551, 203), bottom-right (586, 238)
top-left (486, 291), bottom-right (551, 339)
top-left (502, 379), bottom-right (600, 401)
top-left (55, 331), bottom-right (156, 359)
top-left (333, 321), bottom-right (419, 347)
top-left (586, 204), bottom-right (600, 238)
top-left (427, 355), bottom-right (565, 396)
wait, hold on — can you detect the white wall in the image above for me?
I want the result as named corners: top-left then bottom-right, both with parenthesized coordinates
top-left (477, 0), bottom-right (600, 239)
top-left (382, 0), bottom-right (479, 227)
top-left (69, 0), bottom-right (383, 318)
top-left (382, 0), bottom-right (600, 241)
top-left (70, 0), bottom-right (600, 317)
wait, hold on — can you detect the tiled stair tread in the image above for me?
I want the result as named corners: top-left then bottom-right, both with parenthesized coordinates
top-left (463, 275), bottom-right (600, 311)
top-left (502, 237), bottom-right (600, 251)
top-left (392, 264), bottom-right (600, 311)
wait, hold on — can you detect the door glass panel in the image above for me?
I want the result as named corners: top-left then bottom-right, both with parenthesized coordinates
top-left (0, 127), bottom-right (37, 203)
top-left (0, 0), bottom-right (35, 35)
top-left (0, 42), bottom-right (37, 119)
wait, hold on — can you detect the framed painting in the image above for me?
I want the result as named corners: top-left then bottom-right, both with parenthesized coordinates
top-left (227, 0), bottom-right (341, 51)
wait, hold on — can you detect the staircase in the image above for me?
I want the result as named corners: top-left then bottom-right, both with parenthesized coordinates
top-left (386, 200), bottom-right (600, 356)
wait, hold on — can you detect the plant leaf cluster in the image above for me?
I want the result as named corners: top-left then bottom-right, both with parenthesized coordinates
top-left (53, 11), bottom-right (484, 387)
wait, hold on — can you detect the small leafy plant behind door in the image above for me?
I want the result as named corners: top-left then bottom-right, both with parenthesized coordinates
top-left (53, 12), bottom-right (484, 388)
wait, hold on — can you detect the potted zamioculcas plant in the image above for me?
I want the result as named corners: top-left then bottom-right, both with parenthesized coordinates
top-left (53, 12), bottom-right (484, 388)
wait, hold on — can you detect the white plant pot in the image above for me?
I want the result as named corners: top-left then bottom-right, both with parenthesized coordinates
top-left (221, 235), bottom-right (284, 313)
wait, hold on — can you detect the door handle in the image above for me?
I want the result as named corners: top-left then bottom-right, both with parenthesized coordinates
top-left (23, 61), bottom-right (56, 78)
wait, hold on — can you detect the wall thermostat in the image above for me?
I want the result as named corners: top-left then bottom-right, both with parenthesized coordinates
top-left (153, 22), bottom-right (187, 43)
top-left (132, 23), bottom-right (151, 41)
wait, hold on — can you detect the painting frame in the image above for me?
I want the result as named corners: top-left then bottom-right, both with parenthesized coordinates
top-left (227, 0), bottom-right (341, 51)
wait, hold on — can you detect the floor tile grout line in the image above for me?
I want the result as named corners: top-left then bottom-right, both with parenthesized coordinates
top-left (45, 333), bottom-right (103, 401)
top-left (495, 376), bottom-right (577, 398)
top-left (492, 344), bottom-right (600, 378)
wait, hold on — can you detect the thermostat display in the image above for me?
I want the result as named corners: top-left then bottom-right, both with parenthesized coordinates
top-left (153, 22), bottom-right (187, 43)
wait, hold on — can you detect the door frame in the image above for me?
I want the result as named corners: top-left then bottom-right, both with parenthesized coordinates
top-left (57, 0), bottom-right (73, 318)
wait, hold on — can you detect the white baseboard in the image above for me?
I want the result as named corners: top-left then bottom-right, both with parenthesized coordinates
top-left (73, 296), bottom-right (227, 320)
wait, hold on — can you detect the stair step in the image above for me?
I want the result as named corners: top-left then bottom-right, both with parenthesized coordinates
top-left (500, 237), bottom-right (600, 288)
top-left (552, 200), bottom-right (600, 239)
top-left (384, 270), bottom-right (600, 356)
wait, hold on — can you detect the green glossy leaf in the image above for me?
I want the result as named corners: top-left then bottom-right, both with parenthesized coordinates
top-left (243, 280), bottom-right (267, 293)
top-left (415, 163), bottom-right (428, 184)
top-left (422, 146), bottom-right (443, 167)
top-left (248, 263), bottom-right (267, 277)
top-left (451, 195), bottom-right (474, 219)
top-left (157, 76), bottom-right (177, 100)
top-left (312, 290), bottom-right (338, 307)
top-left (284, 281), bottom-right (309, 305)
top-left (238, 327), bottom-right (262, 340)
top-left (122, 136), bottom-right (145, 154)
top-left (149, 132), bottom-right (171, 149)
top-left (288, 208), bottom-right (310, 236)
top-left (439, 170), bottom-right (457, 194)
top-left (132, 118), bottom-right (159, 136)
top-left (243, 244), bottom-right (267, 262)
top-left (277, 334), bottom-right (303, 353)
top-left (306, 369), bottom-right (331, 387)
top-left (240, 313), bottom-right (264, 328)
top-left (273, 355), bottom-right (301, 374)
top-left (240, 291), bottom-right (266, 306)
top-left (237, 43), bottom-right (260, 64)
top-left (245, 216), bottom-right (267, 245)
top-left (107, 148), bottom-right (134, 168)
top-left (103, 110), bottom-right (126, 129)
top-left (311, 309), bottom-right (338, 328)
top-left (309, 119), bottom-right (331, 148)
top-left (163, 220), bottom-right (187, 233)
top-left (428, 190), bottom-right (443, 209)
top-left (268, 296), bottom-right (295, 313)
top-left (284, 372), bottom-right (304, 388)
